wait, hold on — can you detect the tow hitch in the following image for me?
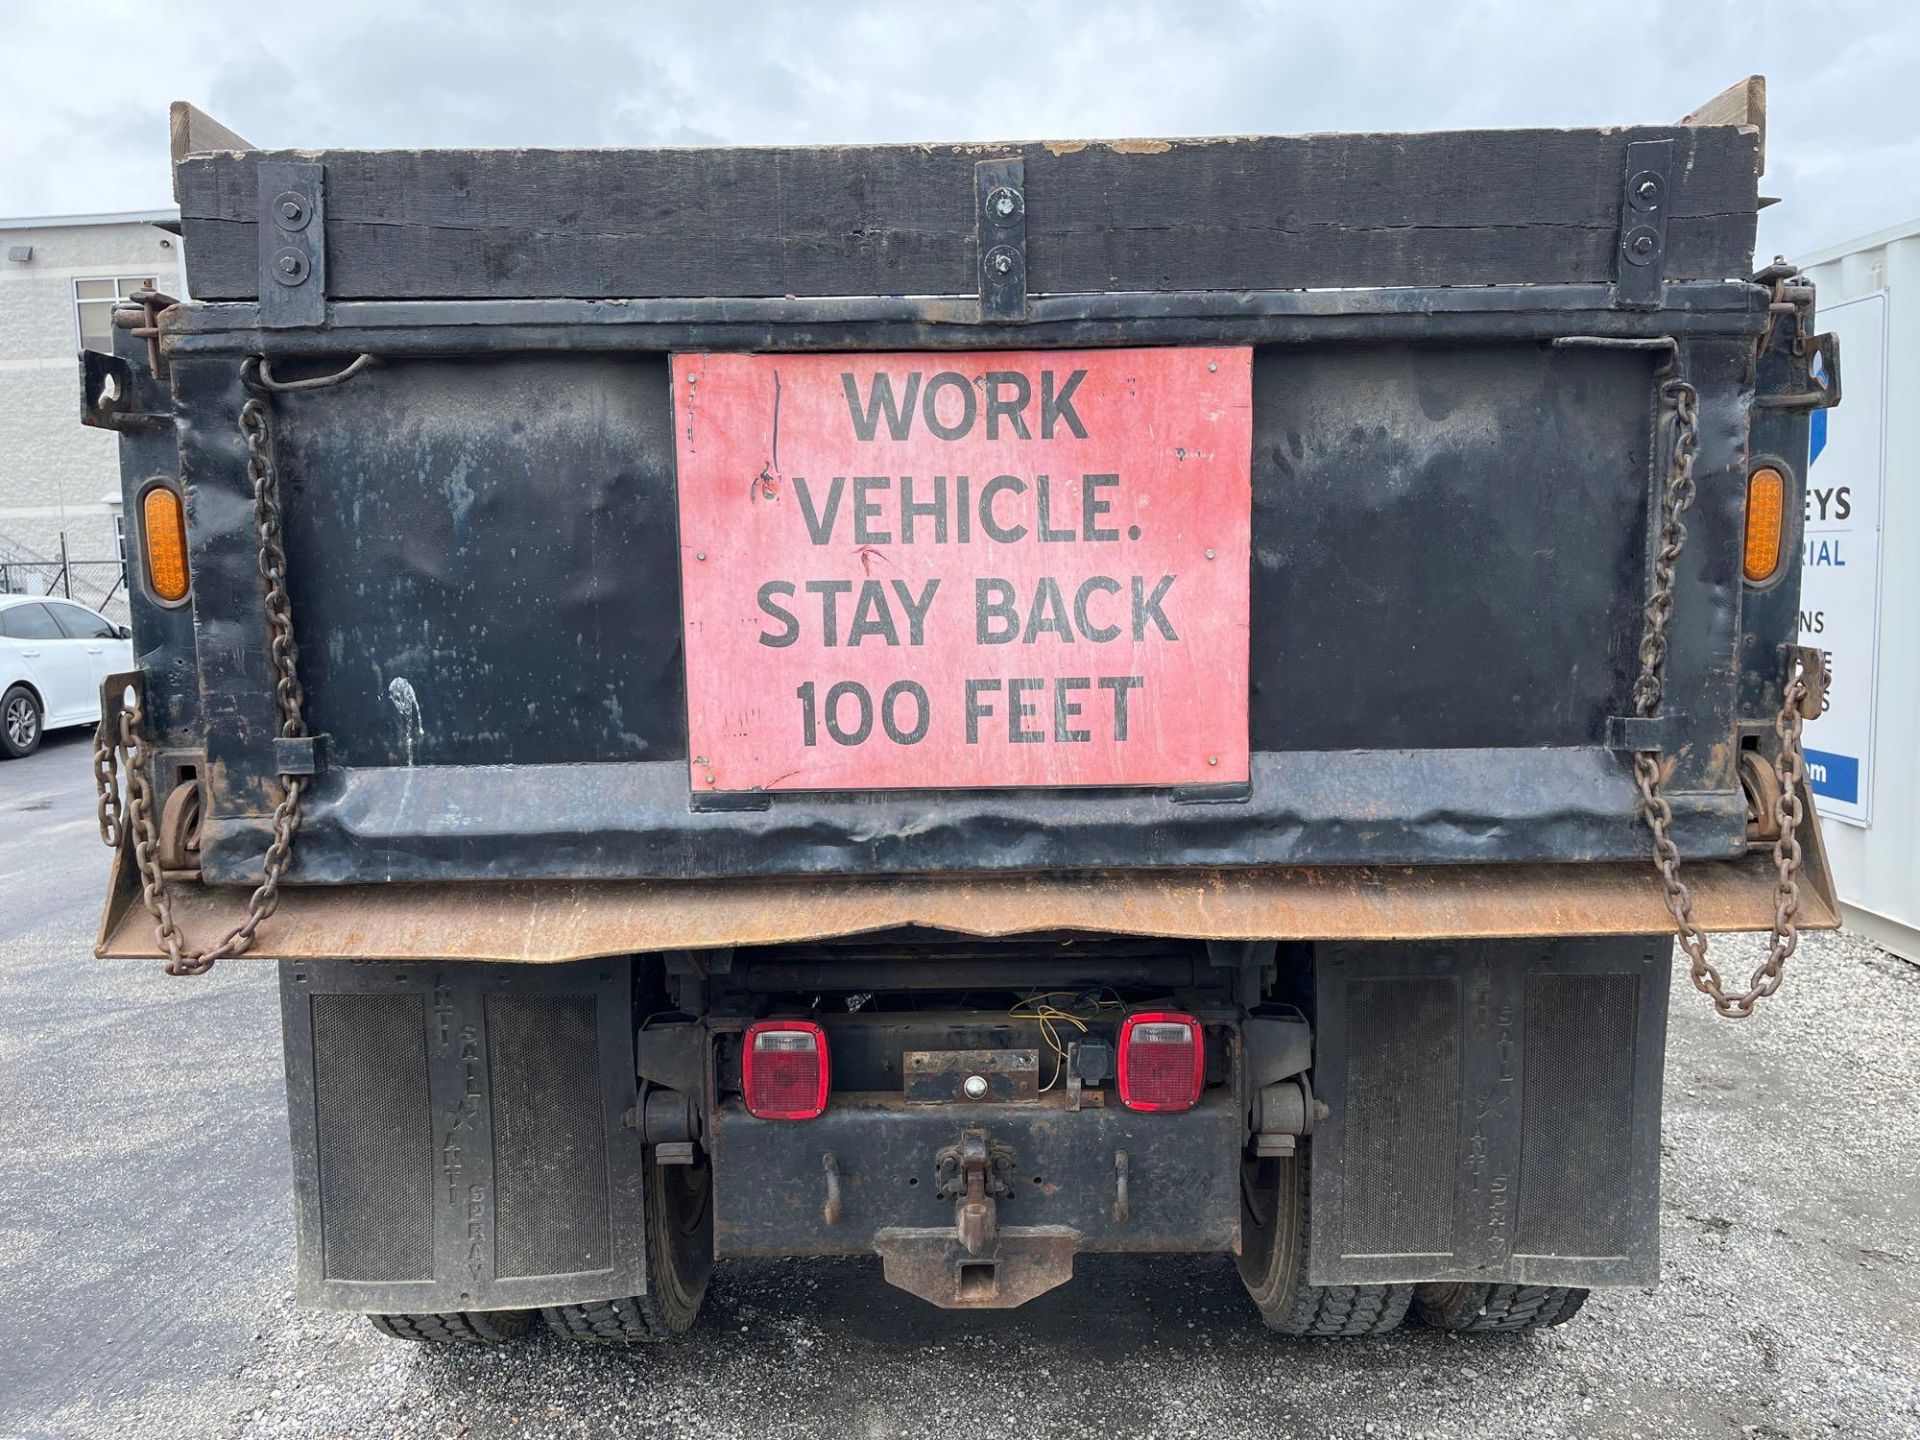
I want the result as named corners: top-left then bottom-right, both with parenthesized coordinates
top-left (873, 1126), bottom-right (1079, 1309)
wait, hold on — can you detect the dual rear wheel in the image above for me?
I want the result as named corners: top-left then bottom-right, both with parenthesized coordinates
top-left (369, 1147), bottom-right (713, 1346)
top-left (1237, 1143), bottom-right (1586, 1337)
top-left (371, 1138), bottom-right (1583, 1344)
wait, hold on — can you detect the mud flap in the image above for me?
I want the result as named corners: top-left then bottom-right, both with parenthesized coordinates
top-left (279, 957), bottom-right (650, 1314)
top-left (1309, 935), bottom-right (1670, 1288)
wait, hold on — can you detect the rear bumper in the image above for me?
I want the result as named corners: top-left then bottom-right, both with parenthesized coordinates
top-left (711, 1092), bottom-right (1243, 1309)
top-left (707, 1091), bottom-right (1242, 1261)
top-left (101, 840), bottom-right (1838, 964)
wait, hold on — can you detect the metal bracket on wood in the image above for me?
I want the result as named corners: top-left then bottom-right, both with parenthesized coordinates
top-left (1611, 139), bottom-right (1673, 310)
top-left (259, 161), bottom-right (326, 328)
top-left (975, 157), bottom-right (1027, 322)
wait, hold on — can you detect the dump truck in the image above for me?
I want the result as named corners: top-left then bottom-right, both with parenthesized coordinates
top-left (84, 80), bottom-right (1838, 1344)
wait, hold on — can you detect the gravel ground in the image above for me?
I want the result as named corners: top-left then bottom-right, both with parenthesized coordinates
top-left (2, 731), bottom-right (1917, 1439)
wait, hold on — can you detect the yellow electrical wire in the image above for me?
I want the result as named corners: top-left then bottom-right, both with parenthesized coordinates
top-left (1010, 989), bottom-right (1122, 1091)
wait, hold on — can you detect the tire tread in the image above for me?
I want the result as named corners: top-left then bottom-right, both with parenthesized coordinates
top-left (1414, 1282), bottom-right (1589, 1333)
top-left (366, 1309), bottom-right (533, 1345)
top-left (541, 1295), bottom-right (675, 1344)
top-left (1242, 1144), bottom-right (1414, 1338)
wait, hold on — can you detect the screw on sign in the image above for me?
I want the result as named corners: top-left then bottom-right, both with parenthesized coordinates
top-left (672, 348), bottom-right (1254, 793)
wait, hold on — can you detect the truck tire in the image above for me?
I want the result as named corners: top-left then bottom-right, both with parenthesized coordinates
top-left (366, 1309), bottom-right (534, 1344)
top-left (1237, 1144), bottom-right (1413, 1337)
top-left (1, 685), bottom-right (42, 759)
top-left (544, 1146), bottom-right (713, 1343)
top-left (1413, 1283), bottom-right (1588, 1333)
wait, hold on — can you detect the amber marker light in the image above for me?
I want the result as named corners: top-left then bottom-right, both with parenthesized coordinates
top-left (1743, 467), bottom-right (1786, 584)
top-left (142, 486), bottom-right (190, 602)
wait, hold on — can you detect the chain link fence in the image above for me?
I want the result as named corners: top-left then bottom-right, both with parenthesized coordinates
top-left (0, 558), bottom-right (131, 627)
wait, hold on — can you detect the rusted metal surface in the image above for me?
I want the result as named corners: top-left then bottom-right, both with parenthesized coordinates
top-left (155, 779), bottom-right (202, 874)
top-left (710, 1091), bottom-right (1238, 1261)
top-left (1743, 749), bottom-right (1784, 843)
top-left (874, 1225), bottom-right (1079, 1309)
top-left (904, 1050), bottom-right (1041, 1105)
top-left (97, 805), bottom-right (1839, 963)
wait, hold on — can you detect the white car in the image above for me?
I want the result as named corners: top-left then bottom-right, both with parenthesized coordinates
top-left (0, 595), bottom-right (134, 758)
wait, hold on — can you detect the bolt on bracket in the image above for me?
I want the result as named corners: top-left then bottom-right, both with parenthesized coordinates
top-left (975, 157), bottom-right (1027, 322)
top-left (259, 160), bottom-right (326, 328)
top-left (1611, 138), bottom-right (1673, 310)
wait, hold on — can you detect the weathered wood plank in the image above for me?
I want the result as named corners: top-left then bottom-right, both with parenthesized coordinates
top-left (177, 127), bottom-right (1758, 302)
top-left (1682, 75), bottom-right (1765, 171)
top-left (168, 102), bottom-right (254, 202)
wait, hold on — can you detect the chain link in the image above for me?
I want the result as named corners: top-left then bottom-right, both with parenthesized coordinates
top-left (1633, 377), bottom-right (1814, 1019)
top-left (94, 365), bottom-right (310, 976)
top-left (93, 722), bottom-right (122, 848)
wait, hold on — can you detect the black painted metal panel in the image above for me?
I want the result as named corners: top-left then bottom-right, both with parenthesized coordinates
top-left (708, 1092), bottom-right (1240, 1258)
top-left (168, 327), bottom-right (1757, 884)
top-left (1246, 343), bottom-right (1652, 751)
top-left (278, 354), bottom-right (685, 768)
top-left (111, 322), bottom-right (199, 747)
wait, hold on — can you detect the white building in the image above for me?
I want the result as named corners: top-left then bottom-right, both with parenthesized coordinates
top-left (0, 210), bottom-right (187, 621)
top-left (1800, 217), bottom-right (1920, 961)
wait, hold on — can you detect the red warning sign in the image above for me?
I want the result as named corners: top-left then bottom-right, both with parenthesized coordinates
top-left (672, 346), bottom-right (1252, 793)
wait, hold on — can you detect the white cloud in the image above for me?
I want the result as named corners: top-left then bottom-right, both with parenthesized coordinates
top-left (3, 0), bottom-right (1913, 258)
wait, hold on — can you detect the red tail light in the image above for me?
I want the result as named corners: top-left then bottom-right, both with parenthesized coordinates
top-left (1117, 1011), bottom-right (1204, 1112)
top-left (742, 1020), bottom-right (830, 1120)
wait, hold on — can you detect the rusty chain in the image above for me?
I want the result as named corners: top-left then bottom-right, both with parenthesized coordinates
top-left (93, 722), bottom-right (122, 848)
top-left (95, 360), bottom-right (315, 975)
top-left (1633, 377), bottom-right (1818, 1019)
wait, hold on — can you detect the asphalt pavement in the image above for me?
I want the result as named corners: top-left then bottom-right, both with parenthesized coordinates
top-left (1, 730), bottom-right (1916, 1439)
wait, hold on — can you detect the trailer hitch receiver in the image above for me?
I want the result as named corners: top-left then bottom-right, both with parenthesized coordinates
top-left (873, 1126), bottom-right (1079, 1308)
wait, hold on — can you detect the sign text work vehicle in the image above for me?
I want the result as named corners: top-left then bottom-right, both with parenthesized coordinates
top-left (673, 348), bottom-right (1254, 792)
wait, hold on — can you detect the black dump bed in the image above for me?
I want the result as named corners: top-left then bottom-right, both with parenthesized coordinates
top-left (93, 97), bottom-right (1839, 952)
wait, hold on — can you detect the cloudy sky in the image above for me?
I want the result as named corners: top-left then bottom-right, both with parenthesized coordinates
top-left (5, 0), bottom-right (1916, 261)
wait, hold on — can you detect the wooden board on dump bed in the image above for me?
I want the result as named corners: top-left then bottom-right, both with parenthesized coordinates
top-left (174, 126), bottom-right (1760, 302)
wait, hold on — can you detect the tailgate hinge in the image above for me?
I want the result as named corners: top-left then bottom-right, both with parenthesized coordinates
top-left (79, 351), bottom-right (163, 433)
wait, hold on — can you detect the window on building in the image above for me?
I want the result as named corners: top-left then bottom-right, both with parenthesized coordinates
top-left (74, 276), bottom-right (157, 354)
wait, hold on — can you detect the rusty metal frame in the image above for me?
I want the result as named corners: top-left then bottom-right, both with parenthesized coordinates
top-left (98, 792), bottom-right (1838, 963)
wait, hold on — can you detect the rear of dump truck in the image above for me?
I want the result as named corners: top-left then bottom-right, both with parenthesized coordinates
top-left (86, 80), bottom-right (1840, 1342)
